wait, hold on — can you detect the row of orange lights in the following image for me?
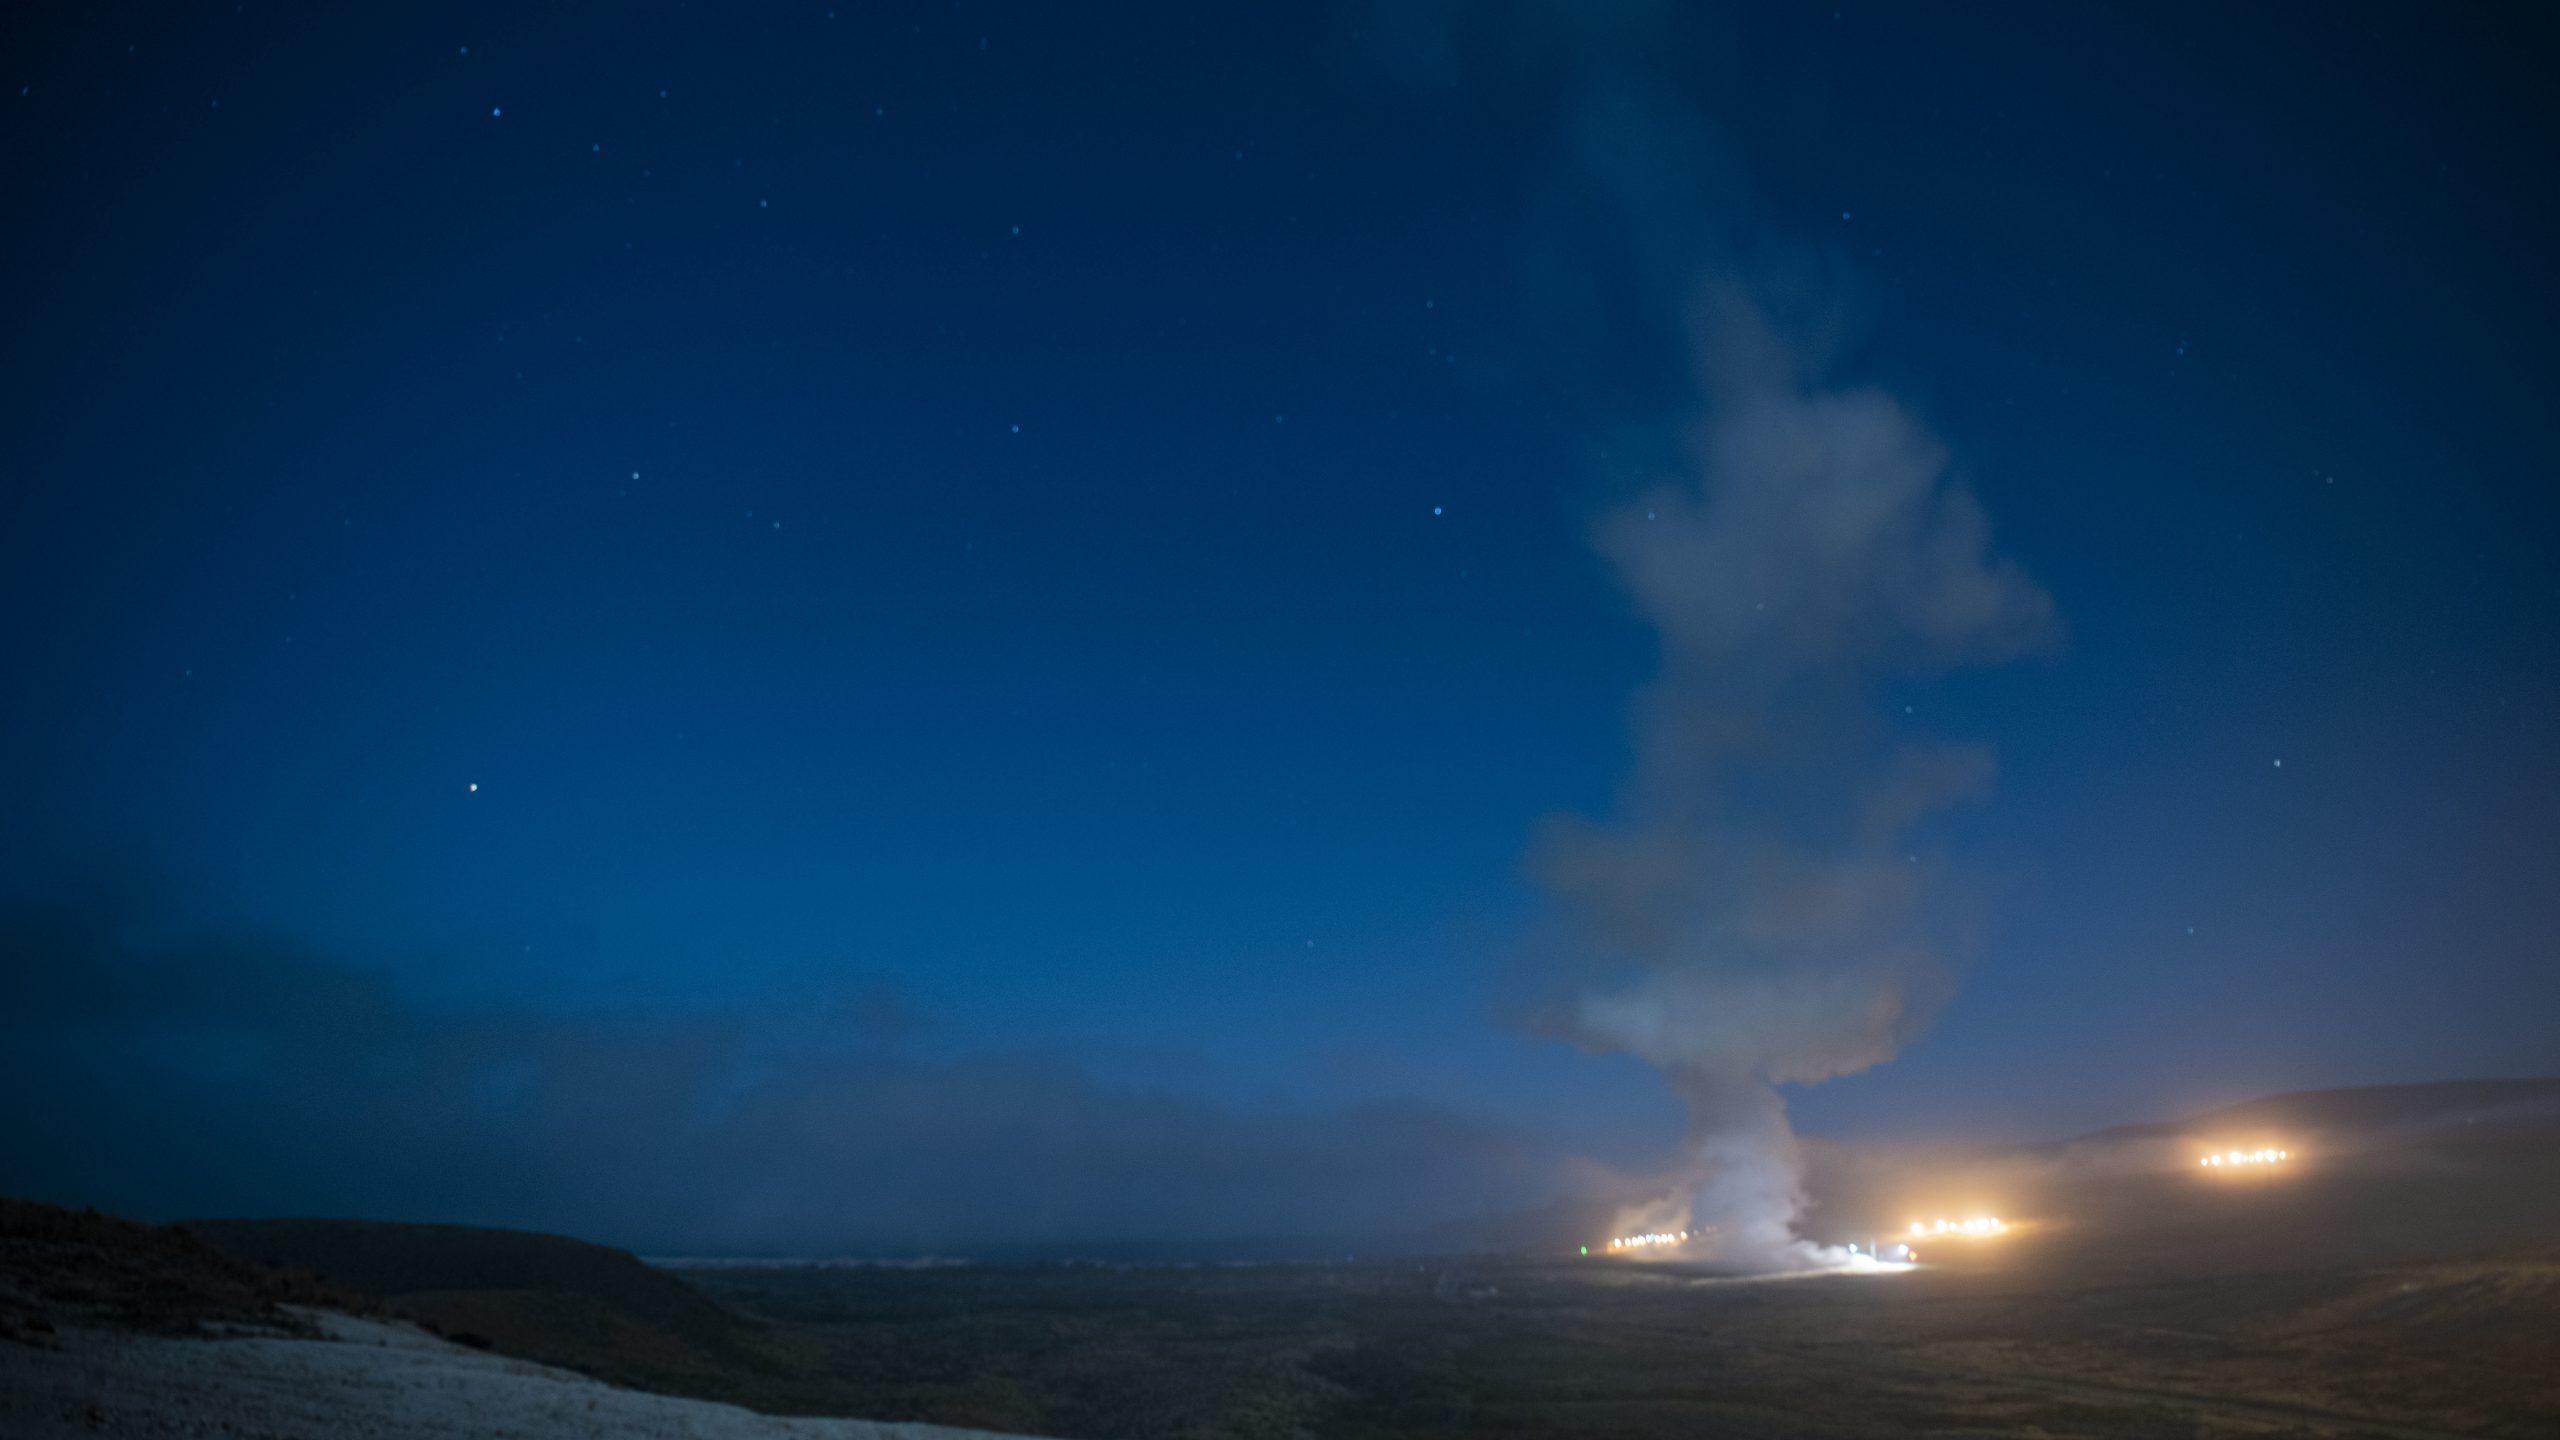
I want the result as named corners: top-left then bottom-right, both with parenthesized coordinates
top-left (2201, 1148), bottom-right (2289, 1167)
top-left (1908, 1216), bottom-right (2007, 1237)
top-left (1607, 1230), bottom-right (1690, 1250)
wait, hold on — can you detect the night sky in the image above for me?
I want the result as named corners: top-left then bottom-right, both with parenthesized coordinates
top-left (5, 2), bottom-right (2556, 1255)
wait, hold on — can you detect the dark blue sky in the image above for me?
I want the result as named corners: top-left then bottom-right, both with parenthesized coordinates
top-left (4, 2), bottom-right (2555, 1252)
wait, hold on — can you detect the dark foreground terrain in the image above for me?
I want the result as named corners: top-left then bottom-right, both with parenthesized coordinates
top-left (10, 1080), bottom-right (2559, 1439)
top-left (679, 1246), bottom-right (2560, 1440)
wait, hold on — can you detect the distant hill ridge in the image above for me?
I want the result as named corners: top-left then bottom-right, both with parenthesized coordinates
top-left (2063, 1077), bottom-right (2560, 1147)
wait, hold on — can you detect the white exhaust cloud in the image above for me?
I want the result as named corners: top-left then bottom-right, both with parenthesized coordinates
top-left (1539, 292), bottom-right (2056, 1269)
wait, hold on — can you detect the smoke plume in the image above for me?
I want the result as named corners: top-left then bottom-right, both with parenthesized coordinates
top-left (1355, 1), bottom-right (2062, 1268)
top-left (1538, 289), bottom-right (2056, 1267)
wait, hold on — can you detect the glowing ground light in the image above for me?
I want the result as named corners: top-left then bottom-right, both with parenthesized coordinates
top-left (1606, 1230), bottom-right (1691, 1251)
top-left (1908, 1216), bottom-right (2007, 1238)
top-left (2201, 1148), bottom-right (2289, 1167)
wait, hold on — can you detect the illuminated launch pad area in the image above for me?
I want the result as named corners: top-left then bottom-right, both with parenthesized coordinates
top-left (1588, 1216), bottom-right (2014, 1268)
top-left (1585, 1143), bottom-right (2308, 1268)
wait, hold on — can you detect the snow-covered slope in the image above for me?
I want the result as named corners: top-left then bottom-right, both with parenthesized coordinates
top-left (0, 1308), bottom-right (1049, 1440)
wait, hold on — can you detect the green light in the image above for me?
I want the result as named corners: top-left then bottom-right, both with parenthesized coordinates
top-left (1579, 1246), bottom-right (1588, 1256)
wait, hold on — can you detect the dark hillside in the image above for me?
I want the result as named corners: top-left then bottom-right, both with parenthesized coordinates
top-left (188, 1216), bottom-right (783, 1398)
top-left (0, 1198), bottom-right (365, 1343)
